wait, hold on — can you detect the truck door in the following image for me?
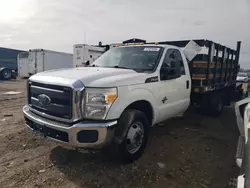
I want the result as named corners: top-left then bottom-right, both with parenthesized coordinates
top-left (74, 45), bottom-right (84, 67)
top-left (36, 51), bottom-right (45, 73)
top-left (28, 52), bottom-right (36, 75)
top-left (18, 52), bottom-right (29, 77)
top-left (157, 49), bottom-right (191, 122)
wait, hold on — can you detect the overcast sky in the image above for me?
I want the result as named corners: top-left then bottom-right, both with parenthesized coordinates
top-left (0, 0), bottom-right (249, 68)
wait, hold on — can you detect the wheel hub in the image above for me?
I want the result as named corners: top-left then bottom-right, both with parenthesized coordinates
top-left (126, 122), bottom-right (144, 154)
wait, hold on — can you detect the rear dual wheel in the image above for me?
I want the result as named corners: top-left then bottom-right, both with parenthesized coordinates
top-left (201, 92), bottom-right (224, 116)
top-left (210, 93), bottom-right (224, 116)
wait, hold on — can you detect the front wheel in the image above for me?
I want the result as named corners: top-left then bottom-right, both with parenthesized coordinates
top-left (113, 110), bottom-right (149, 163)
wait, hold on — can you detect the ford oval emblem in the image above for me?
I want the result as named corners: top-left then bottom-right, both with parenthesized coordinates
top-left (37, 94), bottom-right (51, 106)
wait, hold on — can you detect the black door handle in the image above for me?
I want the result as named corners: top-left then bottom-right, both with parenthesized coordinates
top-left (186, 80), bottom-right (189, 89)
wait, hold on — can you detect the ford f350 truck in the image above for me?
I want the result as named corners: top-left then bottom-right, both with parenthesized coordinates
top-left (23, 39), bottom-right (241, 162)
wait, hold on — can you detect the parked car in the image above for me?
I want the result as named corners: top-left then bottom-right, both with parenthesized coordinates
top-left (237, 72), bottom-right (249, 83)
top-left (236, 72), bottom-right (250, 99)
top-left (23, 39), bottom-right (241, 162)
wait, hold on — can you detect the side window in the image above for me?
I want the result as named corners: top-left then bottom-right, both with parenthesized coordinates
top-left (161, 49), bottom-right (173, 69)
top-left (160, 49), bottom-right (174, 80)
top-left (174, 50), bottom-right (185, 75)
top-left (160, 49), bottom-right (185, 80)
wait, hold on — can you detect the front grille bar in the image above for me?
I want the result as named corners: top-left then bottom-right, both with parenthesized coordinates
top-left (27, 80), bottom-right (85, 123)
top-left (28, 81), bottom-right (73, 120)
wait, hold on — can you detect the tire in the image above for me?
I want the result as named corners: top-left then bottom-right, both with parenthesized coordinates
top-left (201, 92), bottom-right (224, 116)
top-left (1, 68), bottom-right (12, 80)
top-left (113, 109), bottom-right (149, 163)
top-left (201, 95), bottom-right (210, 115)
top-left (209, 92), bottom-right (224, 116)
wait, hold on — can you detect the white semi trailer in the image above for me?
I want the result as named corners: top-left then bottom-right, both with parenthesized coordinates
top-left (18, 49), bottom-right (73, 78)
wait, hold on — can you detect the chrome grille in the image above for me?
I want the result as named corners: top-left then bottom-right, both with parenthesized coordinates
top-left (28, 82), bottom-right (72, 119)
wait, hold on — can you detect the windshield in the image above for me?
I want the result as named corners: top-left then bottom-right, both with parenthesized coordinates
top-left (92, 46), bottom-right (163, 71)
top-left (238, 72), bottom-right (248, 77)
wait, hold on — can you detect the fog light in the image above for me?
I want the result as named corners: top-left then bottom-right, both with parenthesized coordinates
top-left (77, 130), bottom-right (98, 143)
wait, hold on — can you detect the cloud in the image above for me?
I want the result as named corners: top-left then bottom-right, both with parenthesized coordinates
top-left (0, 0), bottom-right (249, 67)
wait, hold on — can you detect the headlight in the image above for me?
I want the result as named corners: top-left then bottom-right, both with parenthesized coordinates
top-left (84, 88), bottom-right (117, 119)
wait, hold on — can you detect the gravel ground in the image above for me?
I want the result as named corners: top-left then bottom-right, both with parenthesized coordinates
top-left (0, 79), bottom-right (239, 188)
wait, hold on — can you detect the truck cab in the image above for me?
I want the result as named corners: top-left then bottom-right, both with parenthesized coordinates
top-left (23, 40), bottom-right (240, 162)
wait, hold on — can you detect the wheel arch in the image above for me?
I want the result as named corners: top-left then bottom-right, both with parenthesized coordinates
top-left (124, 100), bottom-right (154, 126)
top-left (106, 88), bottom-right (158, 125)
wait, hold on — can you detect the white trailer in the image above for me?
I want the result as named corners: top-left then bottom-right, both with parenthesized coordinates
top-left (73, 44), bottom-right (106, 67)
top-left (18, 49), bottom-right (73, 78)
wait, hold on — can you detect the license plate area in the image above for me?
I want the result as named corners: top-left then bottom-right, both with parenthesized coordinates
top-left (33, 122), bottom-right (49, 137)
top-left (25, 117), bottom-right (69, 142)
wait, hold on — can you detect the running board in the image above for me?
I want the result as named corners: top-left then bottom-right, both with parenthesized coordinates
top-left (236, 135), bottom-right (245, 168)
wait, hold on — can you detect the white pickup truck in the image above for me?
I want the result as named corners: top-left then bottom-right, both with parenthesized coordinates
top-left (234, 98), bottom-right (250, 188)
top-left (23, 39), bottom-right (241, 162)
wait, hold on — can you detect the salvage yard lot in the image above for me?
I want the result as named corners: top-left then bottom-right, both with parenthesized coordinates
top-left (0, 79), bottom-right (239, 188)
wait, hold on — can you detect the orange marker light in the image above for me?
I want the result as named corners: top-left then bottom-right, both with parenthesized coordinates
top-left (140, 42), bottom-right (144, 45)
top-left (125, 43), bottom-right (128, 46)
top-left (194, 88), bottom-right (199, 92)
top-left (106, 94), bottom-right (117, 104)
top-left (154, 42), bottom-right (159, 45)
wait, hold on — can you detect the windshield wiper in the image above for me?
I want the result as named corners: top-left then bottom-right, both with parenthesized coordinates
top-left (112, 66), bottom-right (147, 72)
top-left (112, 65), bottom-right (128, 69)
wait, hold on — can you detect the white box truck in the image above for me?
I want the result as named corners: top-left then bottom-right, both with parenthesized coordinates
top-left (18, 49), bottom-right (73, 78)
top-left (73, 44), bottom-right (106, 67)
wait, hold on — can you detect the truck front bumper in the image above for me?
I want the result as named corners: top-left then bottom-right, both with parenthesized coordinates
top-left (23, 105), bottom-right (117, 148)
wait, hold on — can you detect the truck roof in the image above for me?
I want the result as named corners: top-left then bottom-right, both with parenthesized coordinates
top-left (115, 44), bottom-right (179, 49)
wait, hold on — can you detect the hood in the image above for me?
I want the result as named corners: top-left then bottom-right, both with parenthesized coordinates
top-left (29, 67), bottom-right (151, 87)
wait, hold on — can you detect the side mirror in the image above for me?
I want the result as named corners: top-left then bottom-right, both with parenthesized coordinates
top-left (160, 60), bottom-right (181, 80)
